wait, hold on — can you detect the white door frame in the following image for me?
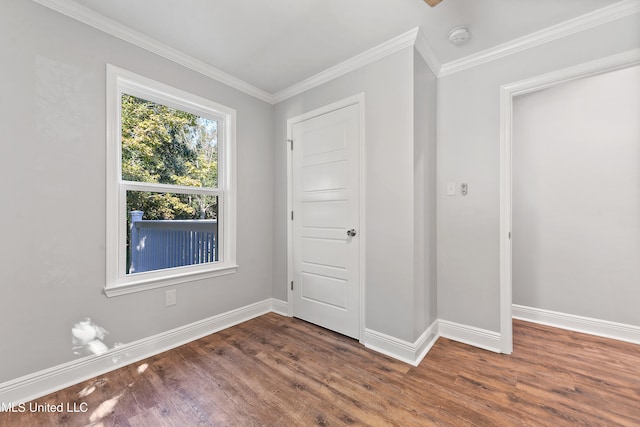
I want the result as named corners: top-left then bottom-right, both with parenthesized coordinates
top-left (499, 49), bottom-right (640, 354)
top-left (286, 93), bottom-right (366, 341)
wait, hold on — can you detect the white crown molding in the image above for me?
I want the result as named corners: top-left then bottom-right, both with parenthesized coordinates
top-left (31, 0), bottom-right (275, 104)
top-left (364, 320), bottom-right (438, 366)
top-left (33, 0), bottom-right (637, 103)
top-left (0, 299), bottom-right (285, 406)
top-left (272, 28), bottom-right (420, 104)
top-left (513, 305), bottom-right (640, 345)
top-left (439, 0), bottom-right (640, 77)
top-left (438, 320), bottom-right (502, 353)
top-left (414, 28), bottom-right (441, 76)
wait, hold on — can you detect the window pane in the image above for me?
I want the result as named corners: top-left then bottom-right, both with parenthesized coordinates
top-left (126, 190), bottom-right (219, 274)
top-left (121, 94), bottom-right (218, 188)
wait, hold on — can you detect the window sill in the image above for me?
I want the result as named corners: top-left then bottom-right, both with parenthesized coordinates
top-left (104, 264), bottom-right (239, 297)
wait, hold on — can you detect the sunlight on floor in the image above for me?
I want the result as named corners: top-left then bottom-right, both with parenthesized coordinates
top-left (89, 392), bottom-right (123, 424)
top-left (84, 362), bottom-right (150, 425)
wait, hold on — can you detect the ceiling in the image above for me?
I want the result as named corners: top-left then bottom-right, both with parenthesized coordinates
top-left (67, 0), bottom-right (621, 95)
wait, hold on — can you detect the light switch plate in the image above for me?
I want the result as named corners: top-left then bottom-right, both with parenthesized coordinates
top-left (165, 289), bottom-right (176, 306)
top-left (446, 182), bottom-right (456, 196)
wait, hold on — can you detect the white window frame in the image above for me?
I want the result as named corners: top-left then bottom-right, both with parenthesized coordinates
top-left (105, 65), bottom-right (237, 297)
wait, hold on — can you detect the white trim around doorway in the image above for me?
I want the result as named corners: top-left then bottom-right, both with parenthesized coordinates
top-left (498, 49), bottom-right (640, 354)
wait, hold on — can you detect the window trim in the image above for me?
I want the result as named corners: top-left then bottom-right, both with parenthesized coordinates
top-left (105, 64), bottom-right (237, 297)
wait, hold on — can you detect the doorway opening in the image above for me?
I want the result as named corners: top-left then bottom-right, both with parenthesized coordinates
top-left (499, 50), bottom-right (640, 353)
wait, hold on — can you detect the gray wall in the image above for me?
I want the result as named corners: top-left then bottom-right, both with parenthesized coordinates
top-left (413, 51), bottom-right (438, 335)
top-left (437, 13), bottom-right (640, 332)
top-left (2, 0), bottom-right (635, 386)
top-left (513, 65), bottom-right (640, 326)
top-left (274, 47), bottom-right (437, 342)
top-left (0, 0), bottom-right (274, 383)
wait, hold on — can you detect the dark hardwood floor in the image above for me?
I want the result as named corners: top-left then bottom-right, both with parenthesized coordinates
top-left (1, 314), bottom-right (639, 426)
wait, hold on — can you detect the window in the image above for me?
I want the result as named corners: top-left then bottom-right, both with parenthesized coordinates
top-left (106, 65), bottom-right (237, 296)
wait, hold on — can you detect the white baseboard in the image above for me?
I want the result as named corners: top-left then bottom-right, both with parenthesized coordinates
top-left (364, 320), bottom-right (439, 366)
top-left (0, 298), bottom-right (285, 407)
top-left (513, 304), bottom-right (640, 345)
top-left (365, 319), bottom-right (503, 365)
top-left (438, 320), bottom-right (502, 353)
top-left (270, 299), bottom-right (289, 316)
top-left (12, 298), bottom-right (632, 408)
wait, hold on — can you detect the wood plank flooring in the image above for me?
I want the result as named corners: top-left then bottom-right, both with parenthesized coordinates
top-left (1, 314), bottom-right (638, 426)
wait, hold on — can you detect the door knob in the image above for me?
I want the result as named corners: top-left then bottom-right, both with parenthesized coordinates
top-left (347, 229), bottom-right (357, 237)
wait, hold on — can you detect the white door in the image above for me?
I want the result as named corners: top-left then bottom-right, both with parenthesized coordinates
top-left (291, 102), bottom-right (360, 339)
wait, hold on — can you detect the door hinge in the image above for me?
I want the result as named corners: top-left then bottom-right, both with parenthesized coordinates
top-left (287, 139), bottom-right (293, 150)
top-left (290, 281), bottom-right (294, 291)
top-left (508, 231), bottom-right (511, 239)
top-left (291, 211), bottom-right (294, 220)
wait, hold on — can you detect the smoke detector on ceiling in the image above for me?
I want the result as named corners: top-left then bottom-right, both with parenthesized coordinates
top-left (448, 27), bottom-right (470, 45)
